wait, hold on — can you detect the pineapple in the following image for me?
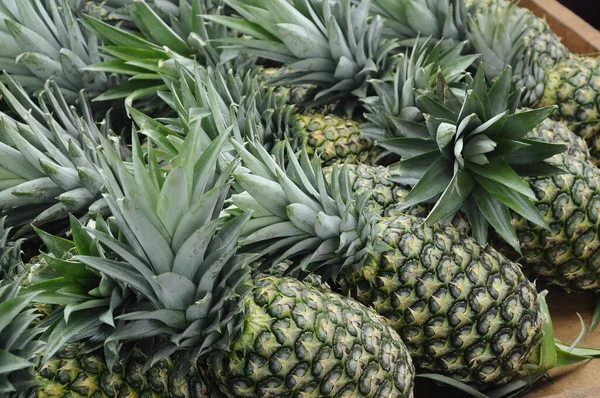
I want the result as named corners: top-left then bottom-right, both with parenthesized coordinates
top-left (467, 1), bottom-right (600, 157)
top-left (512, 151), bottom-right (600, 292)
top-left (499, 120), bottom-right (600, 292)
top-left (231, 139), bottom-right (543, 388)
top-left (0, 278), bottom-right (45, 397)
top-left (53, 122), bottom-right (415, 397)
top-left (537, 57), bottom-right (600, 164)
top-left (210, 0), bottom-right (398, 110)
top-left (381, 66), bottom-right (563, 252)
top-left (0, 0), bottom-right (112, 103)
top-left (0, 216), bottom-right (24, 280)
top-left (82, 0), bottom-right (254, 112)
top-left (144, 63), bottom-right (378, 166)
top-left (0, 75), bottom-right (126, 236)
top-left (371, 0), bottom-right (471, 48)
top-left (36, 344), bottom-right (211, 398)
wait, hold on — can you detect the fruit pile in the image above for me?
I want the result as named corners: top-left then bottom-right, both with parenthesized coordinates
top-left (1, 0), bottom-right (600, 397)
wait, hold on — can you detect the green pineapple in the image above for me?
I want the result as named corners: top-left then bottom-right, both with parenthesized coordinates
top-left (0, 0), bottom-right (112, 102)
top-left (144, 63), bottom-right (378, 166)
top-left (0, 278), bottom-right (45, 397)
top-left (211, 0), bottom-right (398, 111)
top-left (231, 139), bottom-right (543, 388)
top-left (36, 344), bottom-right (210, 398)
top-left (47, 122), bottom-right (415, 397)
top-left (0, 216), bottom-right (24, 280)
top-left (82, 0), bottom-right (254, 112)
top-left (467, 0), bottom-right (600, 157)
top-left (0, 75), bottom-right (126, 236)
top-left (371, 0), bottom-right (471, 48)
top-left (511, 151), bottom-right (600, 292)
top-left (380, 65), bottom-right (563, 252)
top-left (537, 56), bottom-right (600, 164)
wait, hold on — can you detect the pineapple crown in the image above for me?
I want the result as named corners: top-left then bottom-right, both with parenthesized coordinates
top-left (0, 0), bottom-right (111, 102)
top-left (231, 139), bottom-right (380, 281)
top-left (0, 217), bottom-right (24, 281)
top-left (387, 65), bottom-right (565, 251)
top-left (362, 38), bottom-right (478, 142)
top-left (157, 63), bottom-right (295, 154)
top-left (83, 0), bottom-right (254, 108)
top-left (0, 278), bottom-right (45, 397)
top-left (74, 127), bottom-right (258, 371)
top-left (20, 215), bottom-right (131, 364)
top-left (211, 0), bottom-right (398, 109)
top-left (372, 0), bottom-right (470, 48)
top-left (0, 74), bottom-right (124, 236)
top-left (467, 1), bottom-right (569, 106)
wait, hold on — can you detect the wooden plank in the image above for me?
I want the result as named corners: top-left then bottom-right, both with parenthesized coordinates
top-left (520, 0), bottom-right (600, 55)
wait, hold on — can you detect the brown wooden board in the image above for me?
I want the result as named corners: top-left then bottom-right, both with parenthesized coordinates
top-left (520, 0), bottom-right (600, 54)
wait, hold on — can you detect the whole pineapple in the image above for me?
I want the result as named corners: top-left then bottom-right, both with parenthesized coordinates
top-left (231, 140), bottom-right (544, 388)
top-left (44, 125), bottom-right (415, 397)
top-left (147, 63), bottom-right (378, 166)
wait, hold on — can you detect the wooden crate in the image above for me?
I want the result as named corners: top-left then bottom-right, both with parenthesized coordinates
top-left (520, 0), bottom-right (600, 54)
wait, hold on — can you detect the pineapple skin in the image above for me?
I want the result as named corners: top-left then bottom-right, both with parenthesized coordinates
top-left (538, 57), bottom-right (600, 163)
top-left (209, 275), bottom-right (415, 398)
top-left (36, 345), bottom-right (210, 398)
top-left (515, 152), bottom-right (600, 291)
top-left (340, 215), bottom-right (543, 388)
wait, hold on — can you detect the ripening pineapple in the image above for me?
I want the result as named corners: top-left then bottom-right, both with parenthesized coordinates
top-left (82, 0), bottom-right (254, 112)
top-left (0, 0), bottom-right (112, 102)
top-left (500, 119), bottom-right (600, 292)
top-left (371, 0), bottom-right (471, 48)
top-left (36, 344), bottom-right (212, 398)
top-left (150, 63), bottom-right (379, 166)
top-left (512, 151), bottom-right (600, 291)
top-left (537, 57), bottom-right (600, 163)
top-left (0, 75), bottom-right (127, 236)
top-left (43, 124), bottom-right (415, 397)
top-left (467, 0), bottom-right (600, 159)
top-left (231, 140), bottom-right (544, 388)
top-left (211, 0), bottom-right (398, 111)
top-left (0, 278), bottom-right (45, 397)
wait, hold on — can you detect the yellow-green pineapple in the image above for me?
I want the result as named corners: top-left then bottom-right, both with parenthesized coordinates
top-left (468, 0), bottom-right (600, 159)
top-left (232, 139), bottom-right (544, 388)
top-left (36, 344), bottom-right (209, 398)
top-left (153, 64), bottom-right (379, 167)
top-left (39, 123), bottom-right (415, 397)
